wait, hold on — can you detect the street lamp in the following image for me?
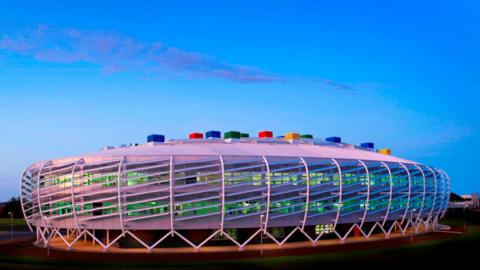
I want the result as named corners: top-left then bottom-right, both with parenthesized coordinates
top-left (410, 208), bottom-right (416, 243)
top-left (260, 214), bottom-right (264, 257)
top-left (8, 212), bottom-right (13, 241)
top-left (463, 204), bottom-right (467, 230)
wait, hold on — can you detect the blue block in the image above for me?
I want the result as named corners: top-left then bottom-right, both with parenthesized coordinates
top-left (360, 142), bottom-right (374, 149)
top-left (147, 134), bottom-right (165, 143)
top-left (206, 130), bottom-right (221, 139)
top-left (326, 136), bottom-right (341, 143)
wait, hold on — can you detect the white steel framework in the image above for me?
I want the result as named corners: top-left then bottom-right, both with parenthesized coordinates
top-left (20, 141), bottom-right (450, 252)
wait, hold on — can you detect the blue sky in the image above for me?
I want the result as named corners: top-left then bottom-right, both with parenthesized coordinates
top-left (0, 1), bottom-right (478, 200)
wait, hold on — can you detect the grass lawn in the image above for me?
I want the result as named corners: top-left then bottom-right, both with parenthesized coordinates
top-left (0, 218), bottom-right (29, 231)
top-left (0, 214), bottom-right (479, 269)
top-left (0, 226), bottom-right (478, 269)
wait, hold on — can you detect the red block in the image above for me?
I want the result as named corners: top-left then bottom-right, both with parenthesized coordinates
top-left (189, 133), bottom-right (204, 139)
top-left (258, 130), bottom-right (273, 138)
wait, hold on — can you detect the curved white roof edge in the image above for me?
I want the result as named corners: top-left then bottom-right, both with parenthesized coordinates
top-left (31, 140), bottom-right (417, 167)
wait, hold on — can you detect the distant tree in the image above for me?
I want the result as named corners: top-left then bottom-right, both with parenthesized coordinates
top-left (1, 196), bottom-right (23, 218)
top-left (449, 192), bottom-right (465, 202)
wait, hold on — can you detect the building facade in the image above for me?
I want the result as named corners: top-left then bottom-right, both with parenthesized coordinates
top-left (20, 132), bottom-right (450, 252)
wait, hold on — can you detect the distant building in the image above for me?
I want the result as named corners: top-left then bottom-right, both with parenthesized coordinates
top-left (461, 193), bottom-right (479, 207)
top-left (450, 193), bottom-right (479, 209)
top-left (447, 192), bottom-right (478, 209)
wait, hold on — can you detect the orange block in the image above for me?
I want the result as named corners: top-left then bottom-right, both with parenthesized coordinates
top-left (378, 148), bottom-right (392, 155)
top-left (284, 132), bottom-right (300, 140)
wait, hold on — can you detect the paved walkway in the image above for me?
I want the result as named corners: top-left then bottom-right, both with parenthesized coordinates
top-left (0, 231), bottom-right (35, 241)
top-left (47, 228), bottom-right (429, 254)
top-left (0, 228), bottom-right (464, 262)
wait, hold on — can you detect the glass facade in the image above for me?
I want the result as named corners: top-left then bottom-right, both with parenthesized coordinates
top-left (20, 154), bottom-right (450, 231)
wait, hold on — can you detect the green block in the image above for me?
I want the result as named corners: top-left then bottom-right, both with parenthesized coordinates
top-left (225, 131), bottom-right (241, 139)
top-left (301, 134), bottom-right (313, 139)
top-left (240, 133), bottom-right (249, 138)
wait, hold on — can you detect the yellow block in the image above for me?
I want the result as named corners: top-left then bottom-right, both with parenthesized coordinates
top-left (284, 132), bottom-right (301, 140)
top-left (378, 148), bottom-right (392, 155)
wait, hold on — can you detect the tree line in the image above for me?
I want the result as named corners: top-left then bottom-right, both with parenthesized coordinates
top-left (0, 197), bottom-right (23, 218)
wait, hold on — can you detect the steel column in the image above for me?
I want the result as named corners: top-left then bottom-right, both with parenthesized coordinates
top-left (219, 155), bottom-right (225, 233)
top-left (426, 166), bottom-right (438, 225)
top-left (36, 161), bottom-right (52, 230)
top-left (414, 164), bottom-right (427, 222)
top-left (116, 157), bottom-right (126, 233)
top-left (440, 170), bottom-right (450, 218)
top-left (331, 158), bottom-right (342, 230)
top-left (299, 157), bottom-right (310, 230)
top-left (380, 161), bottom-right (393, 226)
top-left (169, 155), bottom-right (175, 234)
top-left (434, 169), bottom-right (445, 219)
top-left (19, 165), bottom-right (34, 232)
top-left (70, 159), bottom-right (83, 232)
top-left (399, 163), bottom-right (412, 224)
top-left (358, 160), bottom-right (370, 228)
top-left (262, 156), bottom-right (271, 231)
